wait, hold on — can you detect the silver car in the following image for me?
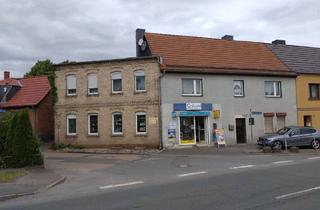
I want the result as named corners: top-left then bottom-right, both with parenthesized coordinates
top-left (258, 126), bottom-right (320, 149)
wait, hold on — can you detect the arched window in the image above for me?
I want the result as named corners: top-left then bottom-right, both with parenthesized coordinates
top-left (134, 70), bottom-right (145, 91)
top-left (88, 113), bottom-right (98, 135)
top-left (111, 72), bottom-right (122, 93)
top-left (66, 75), bottom-right (76, 96)
top-left (88, 73), bottom-right (98, 95)
top-left (66, 114), bottom-right (77, 135)
top-left (112, 112), bottom-right (123, 134)
top-left (136, 112), bottom-right (147, 134)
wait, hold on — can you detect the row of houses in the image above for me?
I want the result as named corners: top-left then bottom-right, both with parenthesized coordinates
top-left (1, 29), bottom-right (320, 148)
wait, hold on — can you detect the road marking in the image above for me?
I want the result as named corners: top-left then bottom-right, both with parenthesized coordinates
top-left (272, 160), bottom-right (293, 164)
top-left (178, 171), bottom-right (208, 177)
top-left (275, 186), bottom-right (320, 200)
top-left (99, 181), bottom-right (144, 190)
top-left (229, 165), bottom-right (254, 170)
top-left (308, 157), bottom-right (320, 160)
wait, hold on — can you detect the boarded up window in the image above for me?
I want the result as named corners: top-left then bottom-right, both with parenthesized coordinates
top-left (264, 117), bottom-right (273, 133)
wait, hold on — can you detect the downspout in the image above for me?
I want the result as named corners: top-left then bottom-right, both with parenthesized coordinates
top-left (158, 65), bottom-right (165, 150)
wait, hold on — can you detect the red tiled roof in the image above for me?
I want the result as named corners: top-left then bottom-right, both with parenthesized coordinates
top-left (144, 33), bottom-right (291, 74)
top-left (0, 76), bottom-right (50, 108)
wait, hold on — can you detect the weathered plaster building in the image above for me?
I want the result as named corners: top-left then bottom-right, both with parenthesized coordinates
top-left (54, 57), bottom-right (162, 148)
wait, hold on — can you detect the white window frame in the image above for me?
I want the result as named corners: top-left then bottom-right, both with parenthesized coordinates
top-left (87, 73), bottom-right (98, 95)
top-left (88, 113), bottom-right (98, 135)
top-left (264, 81), bottom-right (281, 97)
top-left (134, 70), bottom-right (146, 92)
top-left (66, 75), bottom-right (77, 96)
top-left (233, 80), bottom-right (244, 97)
top-left (112, 112), bottom-right (123, 135)
top-left (136, 112), bottom-right (147, 134)
top-left (66, 114), bottom-right (77, 136)
top-left (182, 79), bottom-right (202, 96)
top-left (111, 72), bottom-right (122, 93)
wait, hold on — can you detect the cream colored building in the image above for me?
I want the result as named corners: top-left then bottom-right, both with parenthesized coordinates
top-left (54, 57), bottom-right (161, 148)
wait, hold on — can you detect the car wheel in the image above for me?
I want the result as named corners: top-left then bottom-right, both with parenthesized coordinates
top-left (272, 141), bottom-right (283, 150)
top-left (311, 139), bottom-right (320, 150)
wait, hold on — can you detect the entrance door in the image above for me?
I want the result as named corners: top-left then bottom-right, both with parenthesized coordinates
top-left (195, 117), bottom-right (206, 143)
top-left (236, 118), bottom-right (247, 144)
top-left (180, 117), bottom-right (195, 144)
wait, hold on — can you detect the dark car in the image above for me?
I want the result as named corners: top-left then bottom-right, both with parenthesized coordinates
top-left (258, 126), bottom-right (320, 149)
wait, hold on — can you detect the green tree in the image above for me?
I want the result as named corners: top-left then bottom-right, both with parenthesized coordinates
top-left (24, 59), bottom-right (57, 107)
top-left (5, 110), bottom-right (43, 167)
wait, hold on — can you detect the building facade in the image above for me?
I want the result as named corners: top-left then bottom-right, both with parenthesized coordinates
top-left (54, 57), bottom-right (162, 148)
top-left (136, 29), bottom-right (298, 147)
top-left (268, 44), bottom-right (320, 129)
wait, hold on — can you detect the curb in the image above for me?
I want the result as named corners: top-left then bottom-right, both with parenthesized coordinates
top-left (45, 176), bottom-right (66, 190)
top-left (0, 192), bottom-right (34, 202)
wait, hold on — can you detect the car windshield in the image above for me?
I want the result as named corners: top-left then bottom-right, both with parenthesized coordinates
top-left (276, 127), bottom-right (291, 135)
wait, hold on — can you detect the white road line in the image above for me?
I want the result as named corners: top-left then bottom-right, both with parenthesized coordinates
top-left (275, 186), bottom-right (320, 200)
top-left (229, 165), bottom-right (254, 170)
top-left (308, 157), bottom-right (320, 160)
top-left (99, 181), bottom-right (144, 190)
top-left (178, 171), bottom-right (208, 177)
top-left (272, 160), bottom-right (293, 164)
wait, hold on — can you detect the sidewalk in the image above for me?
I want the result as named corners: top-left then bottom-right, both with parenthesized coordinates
top-left (0, 167), bottom-right (64, 201)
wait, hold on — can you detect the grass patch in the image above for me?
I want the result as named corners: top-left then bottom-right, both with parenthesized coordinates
top-left (0, 170), bottom-right (27, 183)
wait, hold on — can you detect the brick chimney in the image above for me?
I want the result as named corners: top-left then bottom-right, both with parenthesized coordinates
top-left (4, 71), bottom-right (10, 80)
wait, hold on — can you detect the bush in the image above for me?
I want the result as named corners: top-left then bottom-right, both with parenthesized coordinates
top-left (3, 109), bottom-right (43, 168)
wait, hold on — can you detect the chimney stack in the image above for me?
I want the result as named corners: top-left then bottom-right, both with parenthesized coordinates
top-left (221, 35), bottom-right (234, 41)
top-left (272, 39), bottom-right (286, 45)
top-left (4, 71), bottom-right (10, 80)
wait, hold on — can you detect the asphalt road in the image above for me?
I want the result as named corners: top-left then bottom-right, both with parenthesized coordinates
top-left (1, 153), bottom-right (320, 210)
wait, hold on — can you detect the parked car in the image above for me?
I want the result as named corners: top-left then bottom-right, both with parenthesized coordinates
top-left (258, 126), bottom-right (320, 149)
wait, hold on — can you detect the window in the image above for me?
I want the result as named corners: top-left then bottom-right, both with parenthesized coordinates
top-left (67, 114), bottom-right (76, 135)
top-left (309, 84), bottom-right (320, 99)
top-left (304, 115), bottom-right (312, 127)
top-left (264, 117), bottom-right (273, 133)
top-left (136, 112), bottom-right (147, 134)
top-left (88, 74), bottom-right (98, 95)
top-left (264, 81), bottom-right (281, 97)
top-left (88, 113), bottom-right (98, 135)
top-left (276, 116), bottom-right (285, 131)
top-left (182, 79), bottom-right (202, 96)
top-left (112, 72), bottom-right (122, 93)
top-left (112, 113), bottom-right (123, 134)
top-left (135, 70), bottom-right (145, 91)
top-left (234, 80), bottom-right (244, 97)
top-left (66, 75), bottom-right (76, 96)
top-left (301, 128), bottom-right (316, 135)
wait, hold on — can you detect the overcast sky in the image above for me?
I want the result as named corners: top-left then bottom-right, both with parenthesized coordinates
top-left (1, 0), bottom-right (319, 78)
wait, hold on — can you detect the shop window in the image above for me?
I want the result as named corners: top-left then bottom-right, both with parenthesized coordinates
top-left (66, 75), bottom-right (76, 96)
top-left (88, 113), bottom-right (98, 135)
top-left (88, 73), bottom-right (98, 95)
top-left (182, 79), bottom-right (202, 96)
top-left (67, 114), bottom-right (77, 135)
top-left (136, 112), bottom-right (147, 134)
top-left (112, 113), bottom-right (123, 134)
top-left (112, 72), bottom-right (122, 93)
top-left (264, 116), bottom-right (274, 133)
top-left (309, 84), bottom-right (320, 99)
top-left (234, 80), bottom-right (244, 97)
top-left (276, 116), bottom-right (285, 131)
top-left (134, 70), bottom-right (145, 91)
top-left (304, 115), bottom-right (312, 127)
top-left (264, 81), bottom-right (281, 97)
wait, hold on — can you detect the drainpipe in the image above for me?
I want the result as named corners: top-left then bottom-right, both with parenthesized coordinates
top-left (158, 63), bottom-right (165, 150)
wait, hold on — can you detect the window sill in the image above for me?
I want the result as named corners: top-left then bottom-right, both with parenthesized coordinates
top-left (87, 133), bottom-right (99, 137)
top-left (264, 95), bottom-right (281, 98)
top-left (111, 134), bottom-right (124, 137)
top-left (111, 92), bottom-right (123, 96)
top-left (88, 93), bottom-right (99, 97)
top-left (234, 95), bottom-right (244, 97)
top-left (308, 98), bottom-right (320, 100)
top-left (66, 94), bottom-right (77, 97)
top-left (182, 94), bottom-right (203, 97)
top-left (134, 90), bottom-right (147, 94)
top-left (66, 134), bottom-right (78, 138)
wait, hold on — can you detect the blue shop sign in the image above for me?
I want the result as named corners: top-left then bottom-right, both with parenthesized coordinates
top-left (173, 103), bottom-right (212, 111)
top-left (172, 111), bottom-right (211, 117)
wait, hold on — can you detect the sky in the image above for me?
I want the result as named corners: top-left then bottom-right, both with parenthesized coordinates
top-left (1, 0), bottom-right (320, 78)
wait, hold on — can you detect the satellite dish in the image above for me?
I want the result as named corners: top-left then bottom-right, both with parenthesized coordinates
top-left (138, 38), bottom-right (144, 46)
